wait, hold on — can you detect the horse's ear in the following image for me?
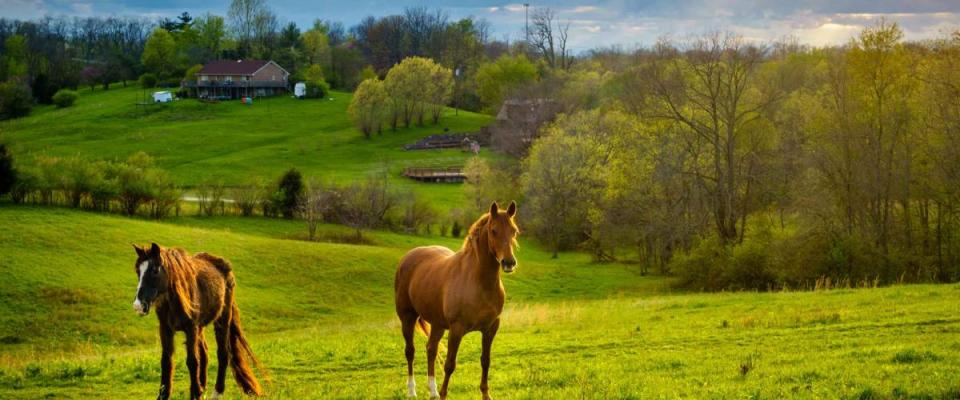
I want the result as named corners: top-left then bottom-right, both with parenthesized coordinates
top-left (132, 244), bottom-right (145, 258)
top-left (490, 201), bottom-right (499, 216)
top-left (149, 242), bottom-right (161, 257)
top-left (507, 201), bottom-right (517, 217)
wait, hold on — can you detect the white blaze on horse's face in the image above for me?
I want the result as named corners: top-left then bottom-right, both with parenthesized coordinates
top-left (133, 261), bottom-right (149, 316)
top-left (487, 201), bottom-right (519, 273)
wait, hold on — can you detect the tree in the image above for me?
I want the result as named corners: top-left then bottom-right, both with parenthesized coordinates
top-left (529, 8), bottom-right (572, 70)
top-left (276, 168), bottom-right (304, 219)
top-left (427, 62), bottom-right (454, 123)
top-left (142, 28), bottom-right (177, 79)
top-left (301, 28), bottom-right (331, 69)
top-left (2, 35), bottom-right (29, 81)
top-left (348, 78), bottom-right (388, 138)
top-left (195, 14), bottom-right (227, 60)
top-left (621, 33), bottom-right (780, 245)
top-left (299, 180), bottom-right (333, 240)
top-left (384, 56), bottom-right (451, 127)
top-left (0, 81), bottom-right (32, 120)
top-left (0, 144), bottom-right (16, 199)
top-left (476, 54), bottom-right (537, 112)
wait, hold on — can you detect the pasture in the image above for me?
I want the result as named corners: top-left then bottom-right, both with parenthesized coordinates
top-left (0, 205), bottom-right (957, 399)
top-left (0, 86), bottom-right (496, 211)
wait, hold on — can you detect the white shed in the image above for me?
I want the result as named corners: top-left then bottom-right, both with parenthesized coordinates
top-left (153, 91), bottom-right (173, 103)
top-left (294, 82), bottom-right (306, 98)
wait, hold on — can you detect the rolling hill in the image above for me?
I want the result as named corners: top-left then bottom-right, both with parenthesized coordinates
top-left (0, 86), bottom-right (497, 211)
top-left (0, 205), bottom-right (957, 399)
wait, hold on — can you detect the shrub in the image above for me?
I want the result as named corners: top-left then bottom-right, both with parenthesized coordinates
top-left (276, 168), bottom-right (304, 219)
top-left (52, 89), bottom-right (78, 108)
top-left (0, 81), bottom-right (33, 120)
top-left (139, 73), bottom-right (158, 89)
top-left (232, 182), bottom-right (263, 217)
top-left (305, 79), bottom-right (330, 99)
top-left (0, 144), bottom-right (16, 199)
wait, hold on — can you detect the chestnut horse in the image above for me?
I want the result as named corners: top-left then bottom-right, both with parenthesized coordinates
top-left (131, 243), bottom-right (264, 400)
top-left (395, 201), bottom-right (519, 399)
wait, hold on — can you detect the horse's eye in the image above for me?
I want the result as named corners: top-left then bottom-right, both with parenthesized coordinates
top-left (491, 229), bottom-right (498, 236)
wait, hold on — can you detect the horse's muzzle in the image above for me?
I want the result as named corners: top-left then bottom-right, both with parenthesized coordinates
top-left (133, 299), bottom-right (150, 316)
top-left (501, 259), bottom-right (517, 274)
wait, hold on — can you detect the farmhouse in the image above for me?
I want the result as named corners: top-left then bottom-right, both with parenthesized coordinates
top-left (186, 60), bottom-right (290, 100)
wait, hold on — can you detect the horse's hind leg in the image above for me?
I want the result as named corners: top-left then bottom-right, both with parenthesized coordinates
top-left (400, 312), bottom-right (418, 397)
top-left (197, 328), bottom-right (209, 391)
top-left (212, 319), bottom-right (229, 399)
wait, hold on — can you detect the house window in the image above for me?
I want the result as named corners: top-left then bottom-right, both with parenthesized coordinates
top-left (225, 76), bottom-right (233, 83)
top-left (200, 75), bottom-right (208, 81)
top-left (244, 76), bottom-right (249, 81)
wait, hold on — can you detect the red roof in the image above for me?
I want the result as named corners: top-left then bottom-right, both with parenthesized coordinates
top-left (199, 60), bottom-right (271, 75)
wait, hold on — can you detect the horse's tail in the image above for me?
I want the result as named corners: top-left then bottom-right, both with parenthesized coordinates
top-left (415, 317), bottom-right (430, 337)
top-left (228, 301), bottom-right (266, 396)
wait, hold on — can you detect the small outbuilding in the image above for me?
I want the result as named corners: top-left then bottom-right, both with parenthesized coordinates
top-left (294, 82), bottom-right (306, 98)
top-left (153, 91), bottom-right (173, 103)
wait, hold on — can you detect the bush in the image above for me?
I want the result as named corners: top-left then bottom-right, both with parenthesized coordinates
top-left (0, 81), bottom-right (33, 120)
top-left (275, 168), bottom-right (304, 219)
top-left (139, 73), bottom-right (158, 89)
top-left (305, 79), bottom-right (330, 99)
top-left (0, 144), bottom-right (16, 198)
top-left (52, 89), bottom-right (78, 108)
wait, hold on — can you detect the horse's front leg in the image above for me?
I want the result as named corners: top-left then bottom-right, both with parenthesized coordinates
top-left (439, 325), bottom-right (464, 400)
top-left (480, 319), bottom-right (500, 400)
top-left (184, 326), bottom-right (203, 400)
top-left (157, 325), bottom-right (175, 400)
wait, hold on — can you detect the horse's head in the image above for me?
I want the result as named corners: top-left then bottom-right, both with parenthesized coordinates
top-left (131, 243), bottom-right (166, 316)
top-left (485, 201), bottom-right (519, 273)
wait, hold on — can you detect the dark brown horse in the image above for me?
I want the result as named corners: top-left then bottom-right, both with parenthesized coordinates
top-left (395, 201), bottom-right (519, 399)
top-left (131, 243), bottom-right (264, 400)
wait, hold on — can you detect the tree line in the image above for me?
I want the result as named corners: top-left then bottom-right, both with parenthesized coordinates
top-left (0, 0), bottom-right (572, 120)
top-left (471, 22), bottom-right (960, 290)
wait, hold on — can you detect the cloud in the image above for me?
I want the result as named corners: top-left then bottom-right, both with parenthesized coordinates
top-left (0, 0), bottom-right (48, 20)
top-left (72, 2), bottom-right (93, 15)
top-left (503, 4), bottom-right (526, 13)
top-left (571, 6), bottom-right (599, 14)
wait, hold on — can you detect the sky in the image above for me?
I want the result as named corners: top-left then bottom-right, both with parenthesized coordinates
top-left (3, 0), bottom-right (960, 52)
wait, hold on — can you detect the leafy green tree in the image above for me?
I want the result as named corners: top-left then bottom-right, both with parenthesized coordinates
top-left (142, 28), bottom-right (177, 79)
top-left (348, 78), bottom-right (388, 138)
top-left (2, 35), bottom-right (29, 81)
top-left (476, 54), bottom-right (537, 113)
top-left (0, 81), bottom-right (32, 120)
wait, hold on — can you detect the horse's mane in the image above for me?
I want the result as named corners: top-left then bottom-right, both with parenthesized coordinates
top-left (158, 247), bottom-right (199, 318)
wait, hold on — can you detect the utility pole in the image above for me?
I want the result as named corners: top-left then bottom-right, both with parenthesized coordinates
top-left (524, 3), bottom-right (530, 45)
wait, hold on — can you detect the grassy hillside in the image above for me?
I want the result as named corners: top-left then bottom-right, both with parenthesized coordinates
top-left (0, 86), bottom-right (496, 211)
top-left (1, 206), bottom-right (958, 399)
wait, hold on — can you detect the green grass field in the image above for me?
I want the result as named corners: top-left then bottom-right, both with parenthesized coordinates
top-left (0, 86), bottom-right (496, 211)
top-left (1, 205), bottom-right (957, 399)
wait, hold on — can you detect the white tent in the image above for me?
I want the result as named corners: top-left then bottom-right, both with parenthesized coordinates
top-left (294, 82), bottom-right (306, 98)
top-left (153, 91), bottom-right (173, 103)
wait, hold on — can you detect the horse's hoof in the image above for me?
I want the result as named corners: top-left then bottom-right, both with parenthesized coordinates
top-left (210, 391), bottom-right (223, 400)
